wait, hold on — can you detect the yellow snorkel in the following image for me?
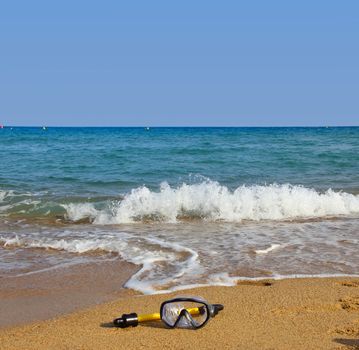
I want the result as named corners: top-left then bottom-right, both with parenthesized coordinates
top-left (114, 307), bottom-right (204, 328)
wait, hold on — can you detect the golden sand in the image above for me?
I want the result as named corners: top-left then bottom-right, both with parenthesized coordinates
top-left (0, 278), bottom-right (358, 349)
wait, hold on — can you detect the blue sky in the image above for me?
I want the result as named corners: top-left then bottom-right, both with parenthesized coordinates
top-left (0, 1), bottom-right (358, 126)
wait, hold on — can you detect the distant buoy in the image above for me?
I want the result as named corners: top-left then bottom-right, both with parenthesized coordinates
top-left (42, 126), bottom-right (47, 130)
top-left (145, 127), bottom-right (150, 131)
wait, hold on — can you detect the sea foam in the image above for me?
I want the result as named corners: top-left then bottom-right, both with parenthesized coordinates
top-left (0, 232), bottom-right (201, 294)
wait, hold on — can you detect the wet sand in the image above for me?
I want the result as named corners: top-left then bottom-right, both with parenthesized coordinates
top-left (0, 259), bottom-right (139, 328)
top-left (1, 277), bottom-right (359, 349)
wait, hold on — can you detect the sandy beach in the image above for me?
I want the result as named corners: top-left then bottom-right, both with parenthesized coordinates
top-left (0, 277), bottom-right (358, 349)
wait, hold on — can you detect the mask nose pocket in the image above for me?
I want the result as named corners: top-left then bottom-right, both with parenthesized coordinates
top-left (176, 309), bottom-right (195, 328)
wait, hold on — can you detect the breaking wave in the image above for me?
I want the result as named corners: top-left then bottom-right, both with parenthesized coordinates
top-left (2, 182), bottom-right (359, 224)
top-left (63, 182), bottom-right (359, 224)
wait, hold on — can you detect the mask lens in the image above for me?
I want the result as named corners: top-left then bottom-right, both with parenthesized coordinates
top-left (161, 301), bottom-right (208, 328)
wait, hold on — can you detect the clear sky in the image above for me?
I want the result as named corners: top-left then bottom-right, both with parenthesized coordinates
top-left (0, 1), bottom-right (358, 126)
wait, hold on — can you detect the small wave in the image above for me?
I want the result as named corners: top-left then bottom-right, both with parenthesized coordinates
top-left (0, 190), bottom-right (9, 202)
top-left (0, 190), bottom-right (50, 216)
top-left (63, 181), bottom-right (359, 224)
top-left (0, 190), bottom-right (26, 204)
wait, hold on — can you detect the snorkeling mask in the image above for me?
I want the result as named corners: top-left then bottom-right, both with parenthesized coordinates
top-left (113, 296), bottom-right (224, 330)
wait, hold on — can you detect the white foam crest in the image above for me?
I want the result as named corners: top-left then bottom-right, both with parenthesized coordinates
top-left (1, 235), bottom-right (21, 247)
top-left (63, 182), bottom-right (359, 224)
top-left (1, 234), bottom-right (128, 255)
top-left (0, 190), bottom-right (16, 202)
top-left (255, 244), bottom-right (281, 255)
top-left (0, 191), bottom-right (16, 212)
top-left (0, 190), bottom-right (43, 214)
top-left (0, 191), bottom-right (7, 202)
top-left (0, 190), bottom-right (34, 201)
top-left (62, 203), bottom-right (99, 222)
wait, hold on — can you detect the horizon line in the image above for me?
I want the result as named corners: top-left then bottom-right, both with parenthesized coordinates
top-left (1, 125), bottom-right (359, 128)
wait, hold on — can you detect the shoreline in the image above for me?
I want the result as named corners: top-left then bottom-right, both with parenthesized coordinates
top-left (1, 277), bottom-right (358, 349)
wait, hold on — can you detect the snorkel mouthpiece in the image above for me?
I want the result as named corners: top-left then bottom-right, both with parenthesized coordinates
top-left (113, 313), bottom-right (139, 328)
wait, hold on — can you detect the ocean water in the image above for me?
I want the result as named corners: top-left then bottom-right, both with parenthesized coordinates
top-left (0, 127), bottom-right (358, 293)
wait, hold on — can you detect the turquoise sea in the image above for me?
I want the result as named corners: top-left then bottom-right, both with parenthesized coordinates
top-left (1, 127), bottom-right (359, 293)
